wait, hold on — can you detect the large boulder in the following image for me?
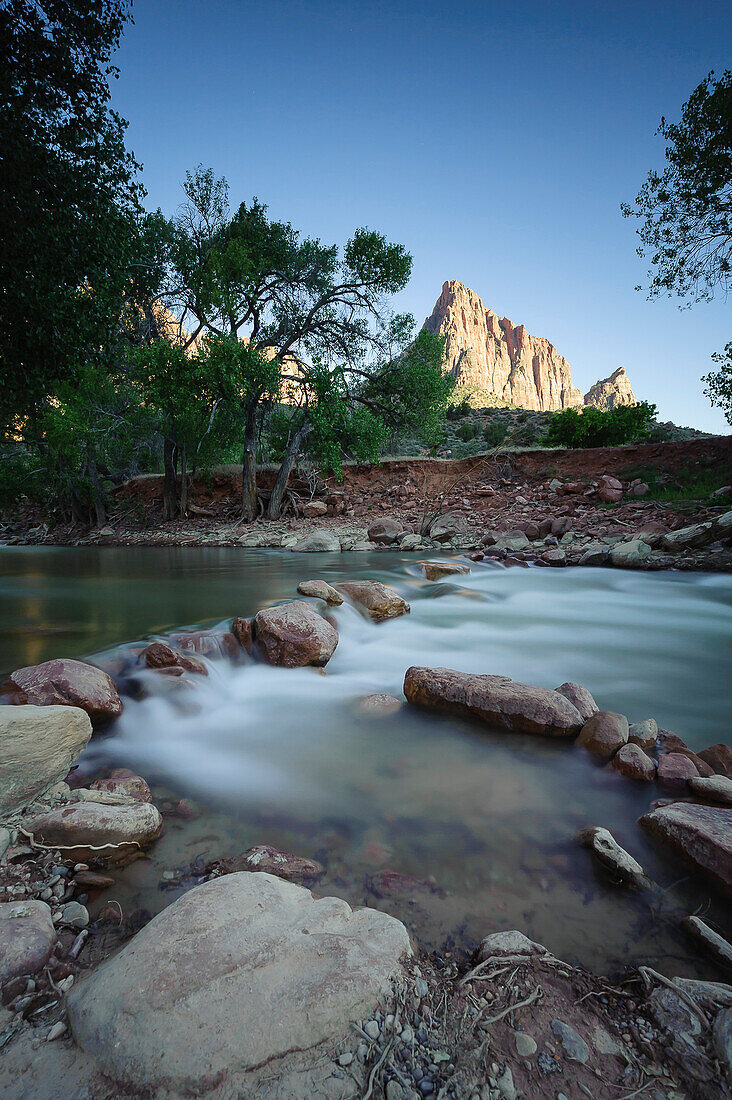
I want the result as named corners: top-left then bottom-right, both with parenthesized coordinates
top-left (337, 581), bottom-right (410, 622)
top-left (403, 667), bottom-right (584, 737)
top-left (611, 743), bottom-right (656, 782)
top-left (0, 704), bottom-right (91, 815)
top-left (2, 659), bottom-right (122, 725)
top-left (67, 872), bottom-right (411, 1095)
top-left (555, 682), bottom-right (599, 723)
top-left (296, 579), bottom-right (344, 605)
top-left (610, 540), bottom-right (652, 568)
top-left (290, 530), bottom-right (341, 552)
top-left (629, 718), bottom-right (658, 750)
top-left (576, 711), bottom-right (629, 761)
top-left (640, 803), bottom-right (732, 893)
top-left (428, 512), bottom-right (469, 543)
top-left (0, 901), bottom-right (57, 983)
top-left (698, 744), bottom-right (732, 778)
top-left (657, 752), bottom-right (699, 792)
top-left (253, 602), bottom-right (338, 668)
top-left (367, 518), bottom-right (405, 546)
top-left (689, 775), bottom-right (732, 806)
top-left (24, 801), bottom-right (162, 862)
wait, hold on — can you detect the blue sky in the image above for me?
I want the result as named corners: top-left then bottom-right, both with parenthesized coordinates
top-left (112, 0), bottom-right (731, 430)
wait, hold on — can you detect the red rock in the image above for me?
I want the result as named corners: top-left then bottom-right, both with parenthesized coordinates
top-left (367, 518), bottom-right (405, 545)
top-left (555, 682), bottom-right (599, 722)
top-left (253, 601), bottom-right (338, 667)
top-left (576, 712), bottom-right (629, 761)
top-left (657, 752), bottom-right (698, 792)
top-left (72, 871), bottom-right (115, 889)
top-left (598, 485), bottom-right (623, 504)
top-left (90, 774), bottom-right (152, 803)
top-left (640, 803), bottom-right (732, 893)
top-left (697, 744), bottom-right (732, 778)
top-left (143, 642), bottom-right (207, 676)
top-left (2, 658), bottom-right (122, 725)
top-left (212, 845), bottom-right (323, 883)
top-left (167, 631), bottom-right (240, 661)
top-left (302, 500), bottom-right (327, 517)
top-left (368, 869), bottom-right (437, 898)
top-left (231, 617), bottom-right (253, 653)
top-left (612, 744), bottom-right (656, 782)
top-left (337, 581), bottom-right (410, 622)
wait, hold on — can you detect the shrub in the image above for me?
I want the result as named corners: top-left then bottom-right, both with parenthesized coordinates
top-left (483, 422), bottom-right (509, 447)
top-left (455, 421), bottom-right (479, 441)
top-left (542, 402), bottom-right (657, 449)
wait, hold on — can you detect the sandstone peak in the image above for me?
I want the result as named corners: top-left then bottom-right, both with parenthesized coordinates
top-left (422, 280), bottom-right (635, 412)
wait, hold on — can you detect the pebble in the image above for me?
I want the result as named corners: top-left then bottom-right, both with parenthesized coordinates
top-left (418, 1078), bottom-right (434, 1095)
top-left (59, 901), bottom-right (89, 929)
top-left (415, 977), bottom-right (429, 998)
top-left (514, 1030), bottom-right (537, 1057)
top-left (337, 1052), bottom-right (353, 1067)
top-left (401, 1025), bottom-right (414, 1043)
top-left (551, 1019), bottom-right (590, 1064)
top-left (47, 1022), bottom-right (67, 1042)
top-left (364, 1019), bottom-right (380, 1039)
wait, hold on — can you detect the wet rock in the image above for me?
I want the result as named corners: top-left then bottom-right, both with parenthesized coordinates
top-left (657, 752), bottom-right (698, 792)
top-left (404, 667), bottom-right (584, 737)
top-left (368, 518), bottom-right (406, 545)
top-left (58, 901), bottom-right (89, 929)
top-left (296, 579), bottom-right (344, 605)
top-left (555, 682), bottom-right (599, 723)
top-left (253, 601), bottom-right (338, 667)
top-left (90, 774), bottom-right (152, 804)
top-left (0, 901), bottom-right (57, 983)
top-left (578, 826), bottom-right (648, 886)
top-left (212, 845), bottom-right (324, 883)
top-left (368, 869), bottom-right (437, 898)
top-left (420, 561), bottom-right (470, 580)
top-left (67, 872), bottom-right (411, 1096)
top-left (611, 743), bottom-right (656, 782)
top-left (579, 545), bottom-right (610, 566)
top-left (689, 775), bottom-right (732, 805)
top-left (25, 801), bottom-right (163, 862)
top-left (167, 630), bottom-right (240, 660)
top-left (698, 744), bottom-right (732, 778)
top-left (628, 718), bottom-right (658, 750)
top-left (610, 539), bottom-right (652, 567)
top-left (495, 532), bottom-right (531, 552)
top-left (358, 693), bottom-right (404, 716)
top-left (0, 704), bottom-right (91, 815)
top-left (2, 659), bottom-right (122, 725)
top-left (72, 871), bottom-right (115, 890)
top-left (541, 548), bottom-right (566, 565)
top-left (576, 711), bottom-right (629, 761)
top-left (337, 581), bottom-right (410, 622)
top-left (231, 616), bottom-right (253, 653)
top-left (661, 521), bottom-right (716, 552)
top-left (302, 500), bottom-right (327, 517)
top-left (143, 641), bottom-right (207, 675)
top-left (682, 915), bottom-right (732, 971)
top-left (640, 802), bottom-right (732, 892)
top-left (551, 1019), bottom-right (589, 1064)
top-left (291, 530), bottom-right (341, 552)
top-left (477, 930), bottom-right (548, 961)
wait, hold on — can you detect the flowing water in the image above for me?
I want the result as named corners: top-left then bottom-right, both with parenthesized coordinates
top-left (2, 546), bottom-right (732, 978)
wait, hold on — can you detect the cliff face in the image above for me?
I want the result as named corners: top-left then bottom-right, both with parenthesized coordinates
top-left (422, 280), bottom-right (635, 412)
top-left (584, 366), bottom-right (636, 409)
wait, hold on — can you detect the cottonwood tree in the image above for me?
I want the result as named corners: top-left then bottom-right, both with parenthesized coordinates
top-left (157, 167), bottom-right (413, 520)
top-left (703, 342), bottom-right (732, 425)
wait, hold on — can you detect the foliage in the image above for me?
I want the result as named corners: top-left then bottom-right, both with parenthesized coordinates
top-left (483, 421), bottom-right (509, 447)
top-left (622, 70), bottom-right (732, 303)
top-left (702, 341), bottom-right (732, 425)
top-left (542, 402), bottom-right (657, 449)
top-left (0, 0), bottom-right (144, 426)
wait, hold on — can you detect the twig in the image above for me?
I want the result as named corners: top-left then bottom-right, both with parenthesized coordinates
top-left (362, 1038), bottom-right (394, 1100)
top-left (478, 985), bottom-right (543, 1028)
top-left (638, 966), bottom-right (709, 1026)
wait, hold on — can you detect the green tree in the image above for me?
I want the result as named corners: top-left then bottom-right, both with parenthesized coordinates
top-left (703, 341), bottom-right (732, 425)
top-left (542, 402), bottom-right (657, 449)
top-left (622, 70), bottom-right (732, 303)
top-left (0, 0), bottom-right (144, 426)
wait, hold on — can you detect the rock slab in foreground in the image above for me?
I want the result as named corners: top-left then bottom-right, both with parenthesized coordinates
top-left (253, 601), bottom-right (338, 667)
top-left (403, 667), bottom-right (584, 737)
top-left (337, 581), bottom-right (410, 622)
top-left (0, 704), bottom-right (91, 815)
top-left (67, 872), bottom-right (411, 1095)
top-left (0, 900), bottom-right (57, 983)
top-left (640, 803), bottom-right (732, 893)
top-left (2, 658), bottom-right (122, 724)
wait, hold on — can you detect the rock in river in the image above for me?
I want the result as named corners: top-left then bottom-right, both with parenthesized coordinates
top-left (578, 826), bottom-right (648, 887)
top-left (640, 803), bottom-right (732, 893)
top-left (555, 682), bottom-right (599, 723)
top-left (403, 667), bottom-right (584, 737)
top-left (67, 872), bottom-right (411, 1096)
top-left (296, 579), bottom-right (344, 604)
top-left (211, 845), bottom-right (324, 883)
top-left (290, 530), bottom-right (341, 552)
top-left (657, 751), bottom-right (698, 792)
top-left (337, 581), bottom-right (410, 622)
top-left (0, 900), bottom-right (57, 983)
top-left (2, 658), bottom-right (122, 725)
top-left (25, 801), bottom-right (162, 862)
top-left (576, 711), bottom-right (629, 761)
top-left (611, 743), bottom-right (656, 782)
top-left (420, 561), bottom-right (470, 580)
top-left (253, 601), bottom-right (338, 667)
top-left (689, 775), bottom-right (732, 805)
top-left (0, 704), bottom-right (91, 815)
top-left (698, 744), bottom-right (732, 778)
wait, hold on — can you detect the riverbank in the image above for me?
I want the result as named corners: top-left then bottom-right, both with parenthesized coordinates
top-left (4, 438), bottom-right (731, 573)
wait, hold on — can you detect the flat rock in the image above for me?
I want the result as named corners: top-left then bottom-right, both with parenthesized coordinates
top-left (25, 801), bottom-right (163, 862)
top-left (640, 802), bottom-right (732, 893)
top-left (67, 872), bottom-right (411, 1095)
top-left (657, 752), bottom-right (698, 792)
top-left (576, 711), bottom-right (629, 761)
top-left (90, 774), bottom-right (152, 803)
top-left (555, 682), bottom-right (599, 723)
top-left (142, 642), bottom-right (207, 675)
top-left (291, 530), bottom-right (341, 552)
top-left (420, 561), bottom-right (470, 580)
top-left (296, 579), bottom-right (344, 604)
top-left (0, 900), bottom-right (57, 983)
top-left (611, 743), bottom-right (656, 782)
top-left (2, 659), bottom-right (122, 725)
top-left (551, 1019), bottom-right (590, 1064)
top-left (404, 667), bottom-right (583, 737)
top-left (478, 930), bottom-right (548, 961)
top-left (337, 581), bottom-right (410, 622)
top-left (253, 601), bottom-right (338, 667)
top-left (0, 704), bottom-right (91, 815)
top-left (689, 775), bottom-right (732, 805)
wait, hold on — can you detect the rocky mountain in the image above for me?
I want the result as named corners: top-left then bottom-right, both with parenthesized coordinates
top-left (423, 280), bottom-right (635, 412)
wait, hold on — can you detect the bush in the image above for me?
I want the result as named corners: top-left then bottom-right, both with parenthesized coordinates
top-left (455, 420), bottom-right (479, 441)
top-left (483, 422), bottom-right (509, 447)
top-left (542, 402), bottom-right (657, 449)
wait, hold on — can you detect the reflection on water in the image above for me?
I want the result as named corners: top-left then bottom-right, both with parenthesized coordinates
top-left (1, 546), bottom-right (731, 976)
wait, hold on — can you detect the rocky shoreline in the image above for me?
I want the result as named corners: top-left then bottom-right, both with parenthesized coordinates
top-left (1, 579), bottom-right (731, 1098)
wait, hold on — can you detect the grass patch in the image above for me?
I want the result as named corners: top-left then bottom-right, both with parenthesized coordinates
top-left (628, 465), bottom-right (732, 504)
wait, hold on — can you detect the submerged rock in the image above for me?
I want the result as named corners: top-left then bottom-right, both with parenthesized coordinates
top-left (404, 667), bottom-right (584, 737)
top-left (167, 630), bottom-right (240, 661)
top-left (25, 801), bottom-right (163, 862)
top-left (578, 826), bottom-right (648, 887)
top-left (357, 693), bottom-right (404, 716)
top-left (142, 641), bottom-right (207, 675)
top-left (296, 579), bottom-right (344, 604)
top-left (0, 704), bottom-right (91, 815)
top-left (211, 845), bottom-right (324, 883)
top-left (420, 561), bottom-right (470, 580)
top-left (66, 872), bottom-right (411, 1096)
top-left (90, 773), bottom-right (152, 804)
top-left (2, 658), bottom-right (122, 725)
top-left (253, 601), bottom-right (338, 667)
top-left (337, 581), bottom-right (410, 622)
top-left (0, 900), bottom-right (57, 983)
top-left (575, 711), bottom-right (629, 761)
top-left (640, 802), bottom-right (732, 893)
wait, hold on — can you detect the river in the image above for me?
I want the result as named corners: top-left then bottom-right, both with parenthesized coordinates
top-left (2, 546), bottom-right (731, 978)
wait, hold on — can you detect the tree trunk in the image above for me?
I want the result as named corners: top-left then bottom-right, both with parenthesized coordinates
top-left (86, 446), bottom-right (107, 527)
top-left (163, 437), bottom-right (177, 520)
top-left (179, 445), bottom-right (188, 518)
top-left (267, 422), bottom-right (313, 519)
top-left (241, 400), bottom-right (259, 522)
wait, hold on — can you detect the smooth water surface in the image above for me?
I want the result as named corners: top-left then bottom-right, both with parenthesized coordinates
top-left (2, 546), bottom-right (731, 976)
